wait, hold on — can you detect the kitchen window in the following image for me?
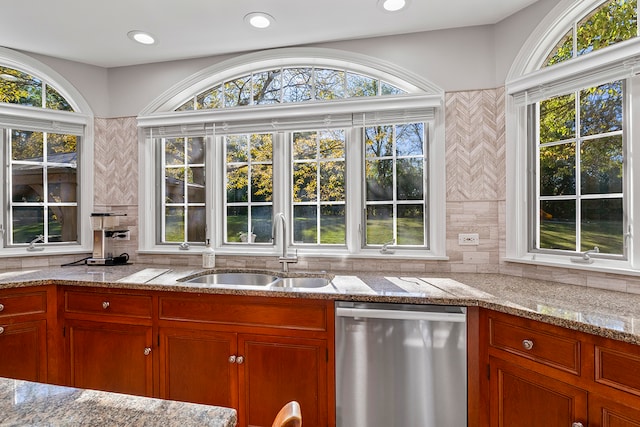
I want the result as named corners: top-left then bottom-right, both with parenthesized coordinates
top-left (0, 47), bottom-right (94, 256)
top-left (506, 0), bottom-right (640, 271)
top-left (138, 48), bottom-right (446, 259)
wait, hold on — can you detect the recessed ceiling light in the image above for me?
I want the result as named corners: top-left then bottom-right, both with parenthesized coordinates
top-left (378, 0), bottom-right (409, 12)
top-left (127, 30), bottom-right (156, 45)
top-left (244, 12), bottom-right (275, 29)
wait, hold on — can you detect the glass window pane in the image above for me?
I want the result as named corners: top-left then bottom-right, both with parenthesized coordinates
top-left (293, 131), bottom-right (317, 160)
top-left (396, 123), bottom-right (424, 156)
top-left (397, 205), bottom-right (424, 245)
top-left (294, 205), bottom-right (317, 244)
top-left (12, 165), bottom-right (44, 202)
top-left (224, 75), bottom-right (251, 107)
top-left (226, 164), bottom-right (248, 203)
top-left (12, 130), bottom-right (43, 161)
top-left (165, 138), bottom-right (185, 165)
top-left (282, 68), bottom-right (312, 103)
top-left (539, 93), bottom-right (576, 143)
top-left (253, 70), bottom-right (281, 105)
top-left (187, 166), bottom-right (205, 203)
top-left (381, 82), bottom-right (406, 95)
top-left (581, 198), bottom-right (623, 254)
top-left (539, 200), bottom-right (576, 251)
top-left (196, 86), bottom-right (222, 109)
top-left (543, 29), bottom-right (574, 67)
top-left (577, 0), bottom-right (637, 57)
top-left (251, 206), bottom-right (272, 243)
top-left (250, 133), bottom-right (273, 162)
top-left (319, 130), bottom-right (345, 159)
top-left (165, 167), bottom-right (185, 203)
top-left (226, 135), bottom-right (248, 163)
top-left (251, 164), bottom-right (272, 202)
top-left (187, 206), bottom-right (206, 243)
top-left (366, 205), bottom-right (393, 245)
top-left (581, 136), bottom-right (623, 195)
top-left (12, 207), bottom-right (44, 244)
top-left (293, 163), bottom-right (317, 202)
top-left (227, 206), bottom-right (247, 242)
top-left (346, 72), bottom-right (377, 97)
top-left (0, 67), bottom-right (42, 107)
top-left (397, 159), bottom-right (423, 200)
top-left (187, 137), bottom-right (205, 164)
top-left (46, 85), bottom-right (73, 111)
top-left (365, 126), bottom-right (393, 157)
top-left (175, 98), bottom-right (195, 111)
top-left (315, 68), bottom-right (345, 100)
top-left (539, 143), bottom-right (576, 196)
top-left (366, 159), bottom-right (393, 201)
top-left (580, 81), bottom-right (623, 137)
top-left (49, 206), bottom-right (77, 242)
top-left (165, 207), bottom-right (184, 242)
top-left (48, 165), bottom-right (77, 203)
top-left (320, 205), bottom-right (345, 244)
top-left (47, 133), bottom-right (77, 157)
top-left (320, 162), bottom-right (345, 202)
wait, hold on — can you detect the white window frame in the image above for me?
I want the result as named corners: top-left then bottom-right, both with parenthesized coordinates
top-left (0, 47), bottom-right (94, 257)
top-left (505, 0), bottom-right (640, 274)
top-left (138, 48), bottom-right (447, 260)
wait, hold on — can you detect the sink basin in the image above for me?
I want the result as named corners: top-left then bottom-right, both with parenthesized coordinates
top-left (185, 272), bottom-right (279, 286)
top-left (272, 277), bottom-right (331, 288)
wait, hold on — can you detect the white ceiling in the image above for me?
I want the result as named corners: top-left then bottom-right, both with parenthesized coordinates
top-left (1, 0), bottom-right (540, 68)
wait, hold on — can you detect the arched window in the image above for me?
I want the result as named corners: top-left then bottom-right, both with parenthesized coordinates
top-left (505, 0), bottom-right (640, 272)
top-left (137, 48), bottom-right (446, 260)
top-left (0, 47), bottom-right (94, 256)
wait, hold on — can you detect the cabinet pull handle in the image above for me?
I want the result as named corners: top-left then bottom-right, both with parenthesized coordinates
top-left (572, 423), bottom-right (584, 427)
top-left (144, 347), bottom-right (151, 356)
top-left (0, 303), bottom-right (4, 312)
top-left (236, 356), bottom-right (244, 365)
top-left (228, 355), bottom-right (236, 363)
top-left (102, 301), bottom-right (110, 309)
top-left (522, 339), bottom-right (534, 350)
top-left (0, 326), bottom-right (4, 334)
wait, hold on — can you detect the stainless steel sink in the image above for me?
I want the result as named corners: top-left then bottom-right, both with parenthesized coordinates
top-left (272, 277), bottom-right (331, 288)
top-left (185, 272), bottom-right (279, 286)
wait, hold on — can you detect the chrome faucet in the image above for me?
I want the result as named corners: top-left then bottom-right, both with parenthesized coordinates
top-left (272, 212), bottom-right (297, 272)
top-left (27, 234), bottom-right (45, 252)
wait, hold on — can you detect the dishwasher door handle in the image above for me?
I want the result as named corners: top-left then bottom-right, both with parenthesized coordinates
top-left (336, 307), bottom-right (466, 322)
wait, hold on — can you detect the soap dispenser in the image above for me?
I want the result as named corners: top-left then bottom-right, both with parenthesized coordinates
top-left (202, 239), bottom-right (215, 268)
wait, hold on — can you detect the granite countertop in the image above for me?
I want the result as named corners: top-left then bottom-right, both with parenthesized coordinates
top-left (0, 377), bottom-right (236, 427)
top-left (2, 264), bottom-right (640, 345)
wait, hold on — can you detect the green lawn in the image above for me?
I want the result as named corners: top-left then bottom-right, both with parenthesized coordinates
top-left (540, 220), bottom-right (623, 254)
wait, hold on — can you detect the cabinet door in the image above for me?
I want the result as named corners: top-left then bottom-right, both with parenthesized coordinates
top-left (239, 334), bottom-right (328, 427)
top-left (0, 320), bottom-right (47, 382)
top-left (490, 357), bottom-right (587, 427)
top-left (65, 319), bottom-right (153, 396)
top-left (589, 394), bottom-right (640, 427)
top-left (159, 327), bottom-right (238, 407)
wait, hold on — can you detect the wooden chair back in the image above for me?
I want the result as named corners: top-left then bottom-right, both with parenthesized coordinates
top-left (271, 401), bottom-right (301, 427)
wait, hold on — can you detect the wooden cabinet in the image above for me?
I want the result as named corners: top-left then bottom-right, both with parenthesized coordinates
top-left (0, 287), bottom-right (50, 382)
top-left (482, 309), bottom-right (640, 427)
top-left (158, 293), bottom-right (333, 427)
top-left (62, 288), bottom-right (154, 396)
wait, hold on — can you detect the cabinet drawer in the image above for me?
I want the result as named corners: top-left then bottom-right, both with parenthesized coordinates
top-left (595, 344), bottom-right (640, 397)
top-left (159, 295), bottom-right (328, 332)
top-left (489, 315), bottom-right (581, 375)
top-left (65, 290), bottom-right (152, 319)
top-left (0, 291), bottom-right (47, 318)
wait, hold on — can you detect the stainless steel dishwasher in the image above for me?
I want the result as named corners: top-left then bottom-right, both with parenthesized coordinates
top-left (335, 301), bottom-right (467, 427)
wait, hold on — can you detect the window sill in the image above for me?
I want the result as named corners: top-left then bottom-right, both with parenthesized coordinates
top-left (0, 246), bottom-right (92, 258)
top-left (504, 254), bottom-right (640, 277)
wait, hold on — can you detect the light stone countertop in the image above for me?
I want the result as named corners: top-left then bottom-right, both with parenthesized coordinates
top-left (1, 264), bottom-right (640, 345)
top-left (0, 377), bottom-right (237, 427)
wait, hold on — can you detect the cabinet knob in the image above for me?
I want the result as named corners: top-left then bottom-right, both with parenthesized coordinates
top-left (144, 347), bottom-right (151, 356)
top-left (0, 326), bottom-right (4, 334)
top-left (572, 423), bottom-right (584, 427)
top-left (102, 301), bottom-right (110, 309)
top-left (0, 303), bottom-right (4, 312)
top-left (228, 355), bottom-right (236, 364)
top-left (522, 339), bottom-right (534, 350)
top-left (236, 356), bottom-right (244, 365)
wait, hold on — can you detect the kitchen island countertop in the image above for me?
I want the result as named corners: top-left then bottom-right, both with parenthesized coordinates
top-left (0, 377), bottom-right (237, 427)
top-left (1, 264), bottom-right (640, 345)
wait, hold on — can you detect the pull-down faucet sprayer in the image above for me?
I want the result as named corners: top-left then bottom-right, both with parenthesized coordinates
top-left (272, 212), bottom-right (298, 272)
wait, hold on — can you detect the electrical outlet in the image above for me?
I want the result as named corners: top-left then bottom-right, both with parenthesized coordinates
top-left (458, 233), bottom-right (479, 246)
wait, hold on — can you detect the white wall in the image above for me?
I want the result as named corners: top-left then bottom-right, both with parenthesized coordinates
top-left (20, 0), bottom-right (557, 118)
